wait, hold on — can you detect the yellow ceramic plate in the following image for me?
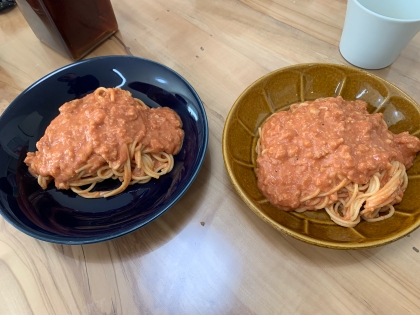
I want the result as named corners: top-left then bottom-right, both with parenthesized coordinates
top-left (222, 63), bottom-right (420, 249)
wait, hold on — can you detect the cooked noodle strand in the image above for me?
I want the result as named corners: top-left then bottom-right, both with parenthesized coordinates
top-left (27, 87), bottom-right (183, 199)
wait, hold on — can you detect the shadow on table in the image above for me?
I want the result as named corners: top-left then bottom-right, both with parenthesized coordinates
top-left (50, 144), bottom-right (212, 262)
top-left (251, 217), bottom-right (396, 267)
top-left (232, 190), bottom-right (396, 267)
top-left (283, 233), bottom-right (384, 263)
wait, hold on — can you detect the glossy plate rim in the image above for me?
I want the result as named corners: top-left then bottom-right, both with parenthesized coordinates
top-left (0, 55), bottom-right (209, 245)
top-left (222, 62), bottom-right (420, 250)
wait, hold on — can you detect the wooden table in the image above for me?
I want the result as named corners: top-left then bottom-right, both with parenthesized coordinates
top-left (1, 1), bottom-right (420, 314)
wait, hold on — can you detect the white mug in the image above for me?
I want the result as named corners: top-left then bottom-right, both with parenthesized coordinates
top-left (339, 0), bottom-right (420, 69)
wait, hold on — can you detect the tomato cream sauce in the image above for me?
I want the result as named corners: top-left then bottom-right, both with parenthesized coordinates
top-left (25, 88), bottom-right (184, 189)
top-left (256, 96), bottom-right (420, 210)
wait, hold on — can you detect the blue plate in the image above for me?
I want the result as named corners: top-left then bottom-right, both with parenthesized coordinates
top-left (0, 56), bottom-right (208, 244)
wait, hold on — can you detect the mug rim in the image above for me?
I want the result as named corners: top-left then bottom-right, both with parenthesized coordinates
top-left (354, 0), bottom-right (420, 23)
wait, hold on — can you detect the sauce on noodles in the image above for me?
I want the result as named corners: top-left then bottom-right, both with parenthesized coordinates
top-left (25, 88), bottom-right (184, 198)
top-left (256, 96), bottom-right (420, 227)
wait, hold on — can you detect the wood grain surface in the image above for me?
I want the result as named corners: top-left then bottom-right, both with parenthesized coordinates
top-left (1, 1), bottom-right (420, 314)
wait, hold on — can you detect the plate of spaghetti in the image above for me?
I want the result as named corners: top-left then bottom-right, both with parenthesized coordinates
top-left (223, 63), bottom-right (420, 249)
top-left (0, 56), bottom-right (208, 244)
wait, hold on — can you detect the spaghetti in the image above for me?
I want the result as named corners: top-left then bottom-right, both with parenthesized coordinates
top-left (255, 97), bottom-right (420, 227)
top-left (25, 87), bottom-right (184, 198)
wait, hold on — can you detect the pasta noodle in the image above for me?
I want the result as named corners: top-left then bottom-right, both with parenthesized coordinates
top-left (255, 97), bottom-right (420, 227)
top-left (25, 87), bottom-right (184, 198)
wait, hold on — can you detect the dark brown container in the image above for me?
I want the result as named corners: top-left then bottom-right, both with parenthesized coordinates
top-left (17, 0), bottom-right (118, 60)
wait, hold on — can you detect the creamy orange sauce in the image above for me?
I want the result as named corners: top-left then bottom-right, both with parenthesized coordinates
top-left (256, 96), bottom-right (420, 210)
top-left (25, 88), bottom-right (184, 189)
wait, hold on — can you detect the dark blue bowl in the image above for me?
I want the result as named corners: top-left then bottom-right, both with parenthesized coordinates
top-left (0, 56), bottom-right (208, 244)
